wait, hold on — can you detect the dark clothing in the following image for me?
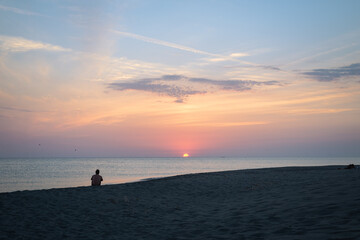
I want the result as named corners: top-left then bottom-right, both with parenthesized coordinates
top-left (91, 174), bottom-right (103, 186)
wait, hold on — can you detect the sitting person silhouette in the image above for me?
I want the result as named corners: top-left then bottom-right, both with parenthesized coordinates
top-left (91, 169), bottom-right (103, 186)
top-left (345, 164), bottom-right (355, 169)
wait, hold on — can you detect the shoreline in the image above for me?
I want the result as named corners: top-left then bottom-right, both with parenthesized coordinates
top-left (1, 165), bottom-right (360, 239)
top-left (1, 156), bottom-right (358, 193)
top-left (1, 164), bottom-right (354, 194)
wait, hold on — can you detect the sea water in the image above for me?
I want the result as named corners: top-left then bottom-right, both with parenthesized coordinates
top-left (0, 157), bottom-right (357, 193)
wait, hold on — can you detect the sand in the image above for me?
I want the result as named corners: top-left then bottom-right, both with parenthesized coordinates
top-left (1, 166), bottom-right (360, 239)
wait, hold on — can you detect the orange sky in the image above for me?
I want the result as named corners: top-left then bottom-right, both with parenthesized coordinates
top-left (1, 1), bottom-right (360, 157)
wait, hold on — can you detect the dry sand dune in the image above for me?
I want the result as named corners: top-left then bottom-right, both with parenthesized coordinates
top-left (1, 166), bottom-right (360, 239)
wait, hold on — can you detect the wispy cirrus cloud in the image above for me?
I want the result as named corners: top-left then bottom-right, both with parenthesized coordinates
top-left (260, 65), bottom-right (282, 71)
top-left (303, 63), bottom-right (360, 82)
top-left (189, 78), bottom-right (279, 91)
top-left (111, 30), bottom-right (277, 69)
top-left (108, 75), bottom-right (205, 103)
top-left (286, 44), bottom-right (357, 67)
top-left (230, 53), bottom-right (249, 58)
top-left (0, 35), bottom-right (71, 52)
top-left (206, 52), bottom-right (251, 63)
top-left (0, 106), bottom-right (34, 113)
top-left (109, 80), bottom-right (204, 103)
top-left (224, 64), bottom-right (282, 72)
top-left (0, 4), bottom-right (43, 16)
top-left (108, 74), bottom-right (279, 103)
top-left (111, 30), bottom-right (212, 56)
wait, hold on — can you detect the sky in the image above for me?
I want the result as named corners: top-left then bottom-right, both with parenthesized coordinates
top-left (0, 0), bottom-right (359, 158)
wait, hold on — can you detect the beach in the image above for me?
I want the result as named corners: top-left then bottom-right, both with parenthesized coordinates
top-left (1, 166), bottom-right (360, 239)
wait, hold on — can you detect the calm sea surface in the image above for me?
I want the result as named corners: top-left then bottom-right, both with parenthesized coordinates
top-left (0, 157), bottom-right (358, 193)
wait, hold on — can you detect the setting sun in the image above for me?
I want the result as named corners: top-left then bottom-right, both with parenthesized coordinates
top-left (183, 153), bottom-right (189, 158)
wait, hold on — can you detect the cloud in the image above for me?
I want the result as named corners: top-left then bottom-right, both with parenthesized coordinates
top-left (0, 106), bottom-right (51, 113)
top-left (286, 44), bottom-right (356, 67)
top-left (111, 30), bottom-right (280, 70)
top-left (207, 57), bottom-right (228, 62)
top-left (161, 75), bottom-right (185, 81)
top-left (260, 65), bottom-right (281, 71)
top-left (303, 63), bottom-right (360, 81)
top-left (0, 35), bottom-right (71, 52)
top-left (111, 30), bottom-right (212, 56)
top-left (0, 106), bottom-right (33, 113)
top-left (184, 121), bottom-right (269, 127)
top-left (230, 53), bottom-right (249, 58)
top-left (189, 78), bottom-right (279, 91)
top-left (108, 78), bottom-right (205, 103)
top-left (108, 74), bottom-right (279, 103)
top-left (223, 64), bottom-right (281, 71)
top-left (0, 4), bottom-right (42, 16)
top-left (208, 52), bottom-right (250, 63)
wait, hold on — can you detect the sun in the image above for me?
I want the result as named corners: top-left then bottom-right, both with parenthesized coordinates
top-left (183, 153), bottom-right (189, 158)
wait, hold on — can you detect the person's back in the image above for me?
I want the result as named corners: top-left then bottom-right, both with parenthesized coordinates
top-left (91, 169), bottom-right (103, 186)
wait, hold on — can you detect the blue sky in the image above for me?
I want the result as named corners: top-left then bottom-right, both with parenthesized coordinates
top-left (2, 0), bottom-right (359, 67)
top-left (0, 0), bottom-right (359, 157)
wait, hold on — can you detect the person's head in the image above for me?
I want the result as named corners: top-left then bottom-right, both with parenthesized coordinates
top-left (96, 169), bottom-right (100, 175)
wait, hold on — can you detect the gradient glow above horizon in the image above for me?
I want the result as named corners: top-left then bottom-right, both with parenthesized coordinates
top-left (0, 0), bottom-right (359, 158)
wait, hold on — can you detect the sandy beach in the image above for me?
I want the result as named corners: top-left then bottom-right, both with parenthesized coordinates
top-left (1, 166), bottom-right (360, 239)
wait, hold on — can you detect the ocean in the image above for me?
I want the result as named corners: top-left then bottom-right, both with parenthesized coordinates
top-left (0, 157), bottom-right (357, 193)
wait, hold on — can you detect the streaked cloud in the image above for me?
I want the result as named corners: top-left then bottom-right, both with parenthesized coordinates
top-left (0, 106), bottom-right (33, 113)
top-left (111, 30), bottom-right (279, 69)
top-left (0, 35), bottom-right (71, 52)
top-left (303, 63), bottom-right (360, 81)
top-left (260, 65), bottom-right (281, 71)
top-left (287, 108), bottom-right (353, 115)
top-left (182, 121), bottom-right (269, 127)
top-left (207, 57), bottom-right (229, 62)
top-left (286, 44), bottom-right (357, 67)
top-left (223, 64), bottom-right (281, 71)
top-left (108, 76), bottom-right (205, 103)
top-left (0, 4), bottom-right (42, 16)
top-left (207, 52), bottom-right (250, 63)
top-left (111, 30), bottom-right (212, 55)
top-left (230, 53), bottom-right (249, 58)
top-left (108, 75), bottom-right (280, 103)
top-left (189, 78), bottom-right (279, 91)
